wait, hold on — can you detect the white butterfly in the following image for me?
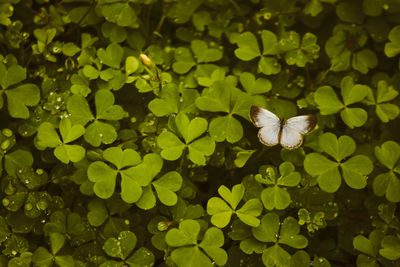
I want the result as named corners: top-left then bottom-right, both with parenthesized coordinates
top-left (249, 105), bottom-right (317, 150)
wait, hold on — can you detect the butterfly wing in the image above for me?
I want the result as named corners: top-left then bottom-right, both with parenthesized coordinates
top-left (280, 115), bottom-right (317, 149)
top-left (249, 106), bottom-right (281, 146)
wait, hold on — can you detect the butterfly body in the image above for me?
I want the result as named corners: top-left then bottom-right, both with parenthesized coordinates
top-left (250, 106), bottom-right (317, 150)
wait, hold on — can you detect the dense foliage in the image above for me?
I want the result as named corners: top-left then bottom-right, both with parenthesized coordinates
top-left (1, 0), bottom-right (400, 266)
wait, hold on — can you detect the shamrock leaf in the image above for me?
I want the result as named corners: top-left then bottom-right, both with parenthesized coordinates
top-left (239, 72), bottom-right (272, 95)
top-left (0, 2), bottom-right (13, 26)
top-left (167, 0), bottom-right (204, 24)
top-left (87, 196), bottom-right (131, 228)
top-left (314, 76), bottom-right (369, 128)
top-left (234, 31), bottom-right (281, 75)
top-left (195, 81), bottom-right (252, 143)
top-left (3, 149), bottom-right (34, 177)
top-left (373, 141), bottom-right (400, 202)
top-left (32, 233), bottom-right (74, 267)
top-left (70, 71), bottom-right (91, 96)
top-left (207, 184), bottom-right (262, 228)
top-left (151, 171), bottom-right (183, 206)
top-left (123, 153), bottom-right (182, 209)
top-left (304, 0), bottom-right (323, 16)
top-left (255, 162), bottom-right (301, 210)
top-left (0, 62), bottom-right (40, 119)
top-left (43, 210), bottom-right (85, 238)
top-left (336, 1), bottom-right (365, 24)
top-left (87, 147), bottom-right (142, 202)
top-left (148, 83), bottom-right (199, 116)
top-left (87, 199), bottom-right (109, 227)
top-left (191, 40), bottom-right (223, 63)
top-left (62, 42), bottom-right (80, 57)
top-left (37, 118), bottom-right (85, 164)
top-left (373, 80), bottom-right (399, 122)
top-left (99, 2), bottom-right (138, 28)
top-left (277, 31), bottom-right (320, 67)
top-left (102, 230), bottom-right (155, 266)
top-left (32, 28), bottom-right (57, 61)
top-left (157, 113), bottom-right (215, 165)
top-left (304, 133), bottom-right (373, 193)
top-left (172, 40), bottom-right (222, 76)
top-left (384, 25), bottom-right (400, 58)
top-left (239, 72), bottom-right (272, 106)
top-left (325, 24), bottom-right (377, 73)
top-left (353, 230), bottom-right (384, 266)
top-left (252, 213), bottom-right (308, 266)
top-left (379, 235), bottom-right (400, 260)
top-left (67, 89), bottom-right (125, 146)
top-left (172, 47), bottom-right (196, 74)
top-left (165, 220), bottom-right (228, 267)
top-left (97, 43), bottom-right (124, 69)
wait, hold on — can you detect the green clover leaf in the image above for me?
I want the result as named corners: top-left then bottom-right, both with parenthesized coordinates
top-left (384, 25), bottom-right (400, 58)
top-left (234, 31), bottom-right (281, 75)
top-left (37, 118), bottom-right (85, 164)
top-left (100, 2), bottom-right (138, 28)
top-left (373, 141), bottom-right (400, 202)
top-left (379, 235), bottom-right (400, 260)
top-left (148, 83), bottom-right (199, 116)
top-left (172, 40), bottom-right (222, 75)
top-left (67, 89), bottom-right (125, 146)
top-left (102, 231), bottom-right (155, 267)
top-left (336, 1), bottom-right (365, 24)
top-left (172, 47), bottom-right (196, 74)
top-left (0, 3), bottom-right (13, 26)
top-left (32, 233), bottom-right (74, 267)
top-left (325, 24), bottom-right (377, 73)
top-left (43, 210), bottom-right (85, 237)
top-left (314, 76), bottom-right (369, 128)
top-left (62, 42), bottom-right (80, 57)
top-left (102, 22), bottom-right (127, 43)
top-left (87, 199), bottom-right (109, 227)
top-left (99, 68), bottom-right (126, 90)
top-left (123, 153), bottom-right (181, 209)
top-left (239, 72), bottom-right (272, 95)
top-left (165, 220), bottom-right (228, 267)
top-left (0, 63), bottom-right (26, 89)
top-left (125, 56), bottom-right (139, 76)
top-left (239, 72), bottom-right (272, 106)
top-left (234, 32), bottom-right (260, 60)
top-left (167, 0), bottom-right (204, 24)
top-left (191, 40), bottom-right (223, 63)
top-left (304, 0), bottom-right (323, 16)
top-left (304, 133), bottom-right (373, 193)
top-left (207, 184), bottom-right (262, 228)
top-left (135, 170), bottom-right (182, 210)
top-left (252, 213), bottom-right (308, 266)
top-left (3, 149), bottom-right (33, 177)
top-left (278, 31), bottom-right (320, 67)
top-left (0, 62), bottom-right (40, 119)
top-left (157, 113), bottom-right (215, 165)
top-left (70, 72), bottom-right (91, 96)
top-left (256, 162), bottom-right (301, 210)
top-left (103, 230), bottom-right (136, 259)
top-left (233, 147), bottom-right (256, 168)
top-left (97, 43), bottom-right (124, 69)
top-left (195, 81), bottom-right (252, 143)
top-left (353, 230), bottom-right (383, 265)
top-left (151, 171), bottom-right (183, 206)
top-left (373, 80), bottom-right (400, 122)
top-left (87, 147), bottom-right (142, 202)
